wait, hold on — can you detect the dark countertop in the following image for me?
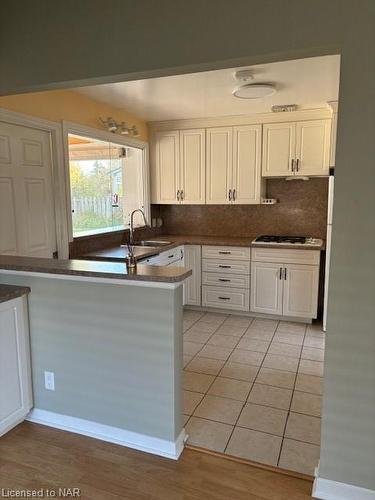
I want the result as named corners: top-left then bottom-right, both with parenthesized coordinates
top-left (0, 255), bottom-right (191, 284)
top-left (0, 284), bottom-right (31, 303)
top-left (78, 234), bottom-right (324, 261)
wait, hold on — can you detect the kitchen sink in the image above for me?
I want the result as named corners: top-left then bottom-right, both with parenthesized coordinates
top-left (133, 240), bottom-right (172, 247)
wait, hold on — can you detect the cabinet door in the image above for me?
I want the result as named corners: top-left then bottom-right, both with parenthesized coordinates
top-left (183, 245), bottom-right (201, 306)
top-left (262, 122), bottom-right (295, 177)
top-left (180, 129), bottom-right (205, 204)
top-left (283, 264), bottom-right (319, 318)
top-left (206, 127), bottom-right (232, 204)
top-left (151, 130), bottom-right (180, 204)
top-left (295, 120), bottom-right (331, 176)
top-left (232, 125), bottom-right (262, 204)
top-left (250, 262), bottom-right (283, 315)
top-left (0, 296), bottom-right (32, 437)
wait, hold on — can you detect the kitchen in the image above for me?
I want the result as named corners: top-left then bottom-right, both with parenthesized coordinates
top-left (0, 54), bottom-right (339, 479)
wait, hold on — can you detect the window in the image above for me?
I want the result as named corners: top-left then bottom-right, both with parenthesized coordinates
top-left (68, 133), bottom-right (147, 237)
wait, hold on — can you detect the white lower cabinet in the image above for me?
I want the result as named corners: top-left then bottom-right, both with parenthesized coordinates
top-left (282, 264), bottom-right (319, 318)
top-left (250, 249), bottom-right (320, 319)
top-left (201, 245), bottom-right (250, 312)
top-left (183, 245), bottom-right (201, 306)
top-left (250, 262), bottom-right (283, 315)
top-left (0, 295), bottom-right (33, 436)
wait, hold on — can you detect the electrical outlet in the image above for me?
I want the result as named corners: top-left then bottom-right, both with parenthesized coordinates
top-left (44, 371), bottom-right (55, 391)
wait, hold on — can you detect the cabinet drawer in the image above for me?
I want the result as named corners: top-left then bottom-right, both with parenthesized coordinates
top-left (202, 245), bottom-right (250, 261)
top-left (202, 272), bottom-right (250, 289)
top-left (144, 246), bottom-right (183, 265)
top-left (251, 247), bottom-right (320, 265)
top-left (202, 258), bottom-right (250, 275)
top-left (202, 286), bottom-right (250, 311)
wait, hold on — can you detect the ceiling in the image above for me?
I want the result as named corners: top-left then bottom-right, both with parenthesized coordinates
top-left (75, 55), bottom-right (340, 122)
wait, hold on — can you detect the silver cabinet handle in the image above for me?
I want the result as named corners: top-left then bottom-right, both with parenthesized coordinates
top-left (233, 189), bottom-right (236, 201)
top-left (219, 265), bottom-right (231, 268)
top-left (284, 267), bottom-right (287, 280)
top-left (279, 267), bottom-right (283, 280)
top-left (180, 189), bottom-right (184, 200)
top-left (228, 189), bottom-right (232, 201)
top-left (296, 159), bottom-right (300, 172)
top-left (291, 159), bottom-right (295, 172)
top-left (177, 190), bottom-right (180, 201)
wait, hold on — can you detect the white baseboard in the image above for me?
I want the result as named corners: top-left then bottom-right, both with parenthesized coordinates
top-left (184, 305), bottom-right (312, 323)
top-left (27, 408), bottom-right (186, 460)
top-left (313, 477), bottom-right (375, 500)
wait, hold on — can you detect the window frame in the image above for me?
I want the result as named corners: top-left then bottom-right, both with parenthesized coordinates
top-left (62, 121), bottom-right (150, 241)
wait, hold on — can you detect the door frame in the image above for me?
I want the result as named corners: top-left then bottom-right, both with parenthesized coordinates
top-left (62, 120), bottom-right (150, 242)
top-left (0, 107), bottom-right (69, 259)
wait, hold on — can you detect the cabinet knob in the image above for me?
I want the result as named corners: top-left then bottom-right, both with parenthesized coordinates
top-left (228, 189), bottom-right (232, 201)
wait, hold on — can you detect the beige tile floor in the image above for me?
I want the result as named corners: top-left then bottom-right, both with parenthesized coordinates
top-left (182, 310), bottom-right (325, 476)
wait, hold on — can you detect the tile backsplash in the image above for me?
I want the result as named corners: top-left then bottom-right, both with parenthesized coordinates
top-left (154, 178), bottom-right (328, 239)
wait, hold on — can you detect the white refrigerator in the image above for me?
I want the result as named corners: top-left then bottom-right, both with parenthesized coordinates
top-left (323, 171), bottom-right (334, 332)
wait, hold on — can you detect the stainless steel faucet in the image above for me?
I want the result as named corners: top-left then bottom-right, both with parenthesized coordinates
top-left (129, 208), bottom-right (148, 246)
top-left (127, 208), bottom-right (148, 268)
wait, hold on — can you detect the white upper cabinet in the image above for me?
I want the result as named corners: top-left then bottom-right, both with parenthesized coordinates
top-left (179, 129), bottom-right (205, 204)
top-left (151, 130), bottom-right (180, 204)
top-left (295, 120), bottom-right (331, 176)
top-left (206, 125), bottom-right (262, 204)
top-left (262, 122), bottom-right (295, 177)
top-left (206, 127), bottom-right (232, 204)
top-left (262, 119), bottom-right (331, 177)
top-left (151, 129), bottom-right (205, 204)
top-left (232, 125), bottom-right (262, 204)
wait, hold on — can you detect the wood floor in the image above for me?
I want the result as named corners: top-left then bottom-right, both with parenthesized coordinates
top-left (0, 422), bottom-right (314, 499)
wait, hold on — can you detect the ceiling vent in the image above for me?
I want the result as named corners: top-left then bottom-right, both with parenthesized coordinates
top-left (271, 104), bottom-right (298, 112)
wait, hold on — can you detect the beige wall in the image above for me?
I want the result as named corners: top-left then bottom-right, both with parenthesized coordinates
top-left (0, 0), bottom-right (374, 492)
top-left (0, 90), bottom-right (148, 141)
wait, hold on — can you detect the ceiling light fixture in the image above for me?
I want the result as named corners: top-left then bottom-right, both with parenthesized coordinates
top-left (233, 83), bottom-right (276, 99)
top-left (99, 117), bottom-right (139, 137)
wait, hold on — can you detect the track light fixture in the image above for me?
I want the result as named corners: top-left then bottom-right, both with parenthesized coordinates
top-left (99, 117), bottom-right (139, 137)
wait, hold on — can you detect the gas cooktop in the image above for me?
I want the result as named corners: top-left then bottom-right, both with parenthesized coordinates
top-left (252, 235), bottom-right (322, 247)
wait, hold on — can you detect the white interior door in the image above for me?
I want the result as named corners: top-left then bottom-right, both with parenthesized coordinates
top-left (283, 264), bottom-right (319, 318)
top-left (0, 121), bottom-right (57, 257)
top-left (250, 262), bottom-right (283, 315)
top-left (262, 122), bottom-right (295, 177)
top-left (206, 127), bottom-right (232, 204)
top-left (180, 129), bottom-right (205, 204)
top-left (232, 125), bottom-right (262, 204)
